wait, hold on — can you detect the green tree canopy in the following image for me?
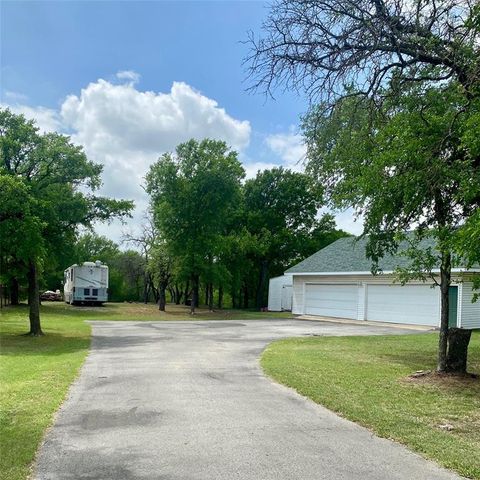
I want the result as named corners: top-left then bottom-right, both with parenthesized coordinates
top-left (146, 138), bottom-right (245, 313)
top-left (303, 81), bottom-right (480, 372)
top-left (243, 167), bottom-right (326, 307)
top-left (0, 108), bottom-right (134, 334)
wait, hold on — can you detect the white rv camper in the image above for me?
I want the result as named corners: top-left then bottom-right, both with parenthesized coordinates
top-left (64, 261), bottom-right (108, 305)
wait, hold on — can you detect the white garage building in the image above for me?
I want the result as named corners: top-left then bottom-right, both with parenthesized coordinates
top-left (285, 237), bottom-right (479, 328)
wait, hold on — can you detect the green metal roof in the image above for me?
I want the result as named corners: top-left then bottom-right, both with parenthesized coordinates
top-left (285, 235), bottom-right (466, 274)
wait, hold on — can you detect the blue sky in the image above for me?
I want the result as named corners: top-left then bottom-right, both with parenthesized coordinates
top-left (1, 1), bottom-right (360, 238)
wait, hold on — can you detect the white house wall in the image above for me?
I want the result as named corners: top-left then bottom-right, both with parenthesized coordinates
top-left (459, 281), bottom-right (480, 329)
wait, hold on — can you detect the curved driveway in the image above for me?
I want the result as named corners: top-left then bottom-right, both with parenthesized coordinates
top-left (35, 319), bottom-right (461, 480)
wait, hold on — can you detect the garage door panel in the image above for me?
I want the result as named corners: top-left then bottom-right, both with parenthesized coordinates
top-left (367, 285), bottom-right (439, 326)
top-left (305, 284), bottom-right (357, 319)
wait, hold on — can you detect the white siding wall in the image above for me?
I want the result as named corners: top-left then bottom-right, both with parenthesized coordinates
top-left (459, 281), bottom-right (480, 329)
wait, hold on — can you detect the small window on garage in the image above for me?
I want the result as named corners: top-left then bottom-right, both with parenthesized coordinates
top-left (84, 288), bottom-right (90, 296)
top-left (92, 288), bottom-right (98, 296)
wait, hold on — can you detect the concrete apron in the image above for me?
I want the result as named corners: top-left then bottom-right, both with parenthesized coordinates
top-left (296, 315), bottom-right (437, 331)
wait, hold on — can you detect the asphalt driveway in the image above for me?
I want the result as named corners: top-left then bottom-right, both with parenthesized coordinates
top-left (34, 319), bottom-right (461, 480)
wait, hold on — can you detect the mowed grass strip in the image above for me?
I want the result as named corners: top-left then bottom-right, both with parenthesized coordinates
top-left (6, 301), bottom-right (293, 323)
top-left (0, 301), bottom-right (291, 480)
top-left (261, 333), bottom-right (480, 479)
top-left (0, 305), bottom-right (91, 480)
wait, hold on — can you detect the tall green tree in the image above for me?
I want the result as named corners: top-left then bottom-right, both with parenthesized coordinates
top-left (147, 241), bottom-right (173, 311)
top-left (243, 167), bottom-right (324, 308)
top-left (146, 138), bottom-right (245, 313)
top-left (74, 232), bottom-right (120, 265)
top-left (0, 109), bottom-right (134, 335)
top-left (303, 82), bottom-right (480, 373)
top-left (0, 175), bottom-right (44, 312)
top-left (248, 0), bottom-right (480, 371)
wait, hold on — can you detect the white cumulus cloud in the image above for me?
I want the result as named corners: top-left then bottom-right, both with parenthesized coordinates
top-left (1, 103), bottom-right (62, 133)
top-left (116, 70), bottom-right (141, 84)
top-left (61, 78), bottom-right (250, 155)
top-left (2, 72), bottom-right (252, 242)
top-left (265, 129), bottom-right (306, 171)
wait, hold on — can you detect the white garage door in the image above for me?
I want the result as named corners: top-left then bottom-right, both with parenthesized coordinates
top-left (366, 284), bottom-right (439, 326)
top-left (305, 284), bottom-right (358, 319)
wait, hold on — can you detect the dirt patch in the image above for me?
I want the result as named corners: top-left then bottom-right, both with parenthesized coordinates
top-left (404, 370), bottom-right (479, 386)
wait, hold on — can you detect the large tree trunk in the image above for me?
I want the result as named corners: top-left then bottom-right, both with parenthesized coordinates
top-left (256, 260), bottom-right (269, 309)
top-left (27, 259), bottom-right (43, 336)
top-left (446, 328), bottom-right (472, 373)
top-left (10, 277), bottom-right (19, 305)
top-left (437, 251), bottom-right (451, 372)
top-left (218, 285), bottom-right (223, 309)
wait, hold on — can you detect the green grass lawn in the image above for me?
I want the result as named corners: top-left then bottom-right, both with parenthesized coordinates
top-left (0, 302), bottom-right (291, 480)
top-left (262, 333), bottom-right (480, 479)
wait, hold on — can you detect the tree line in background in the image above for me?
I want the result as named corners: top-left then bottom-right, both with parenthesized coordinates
top-left (72, 140), bottom-right (348, 312)
top-left (145, 138), bottom-right (348, 313)
top-left (0, 110), bottom-right (348, 325)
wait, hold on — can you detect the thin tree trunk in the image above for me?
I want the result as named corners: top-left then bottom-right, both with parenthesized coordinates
top-left (143, 273), bottom-right (149, 304)
top-left (208, 283), bottom-right (214, 311)
top-left (437, 251), bottom-right (451, 372)
top-left (175, 283), bottom-right (182, 305)
top-left (10, 277), bottom-right (19, 305)
top-left (158, 283), bottom-right (167, 311)
top-left (243, 283), bottom-right (249, 309)
top-left (168, 286), bottom-right (175, 303)
top-left (27, 259), bottom-right (43, 336)
top-left (194, 278), bottom-right (199, 308)
top-left (190, 275), bottom-right (199, 314)
top-left (205, 284), bottom-right (209, 306)
top-left (231, 288), bottom-right (236, 309)
top-left (218, 285), bottom-right (223, 309)
top-left (184, 281), bottom-right (190, 305)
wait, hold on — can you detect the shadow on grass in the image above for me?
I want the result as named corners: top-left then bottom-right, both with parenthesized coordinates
top-left (0, 335), bottom-right (91, 357)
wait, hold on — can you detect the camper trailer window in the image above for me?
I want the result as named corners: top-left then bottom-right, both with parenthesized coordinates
top-left (70, 269), bottom-right (73, 280)
top-left (84, 288), bottom-right (90, 296)
top-left (92, 289), bottom-right (98, 296)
